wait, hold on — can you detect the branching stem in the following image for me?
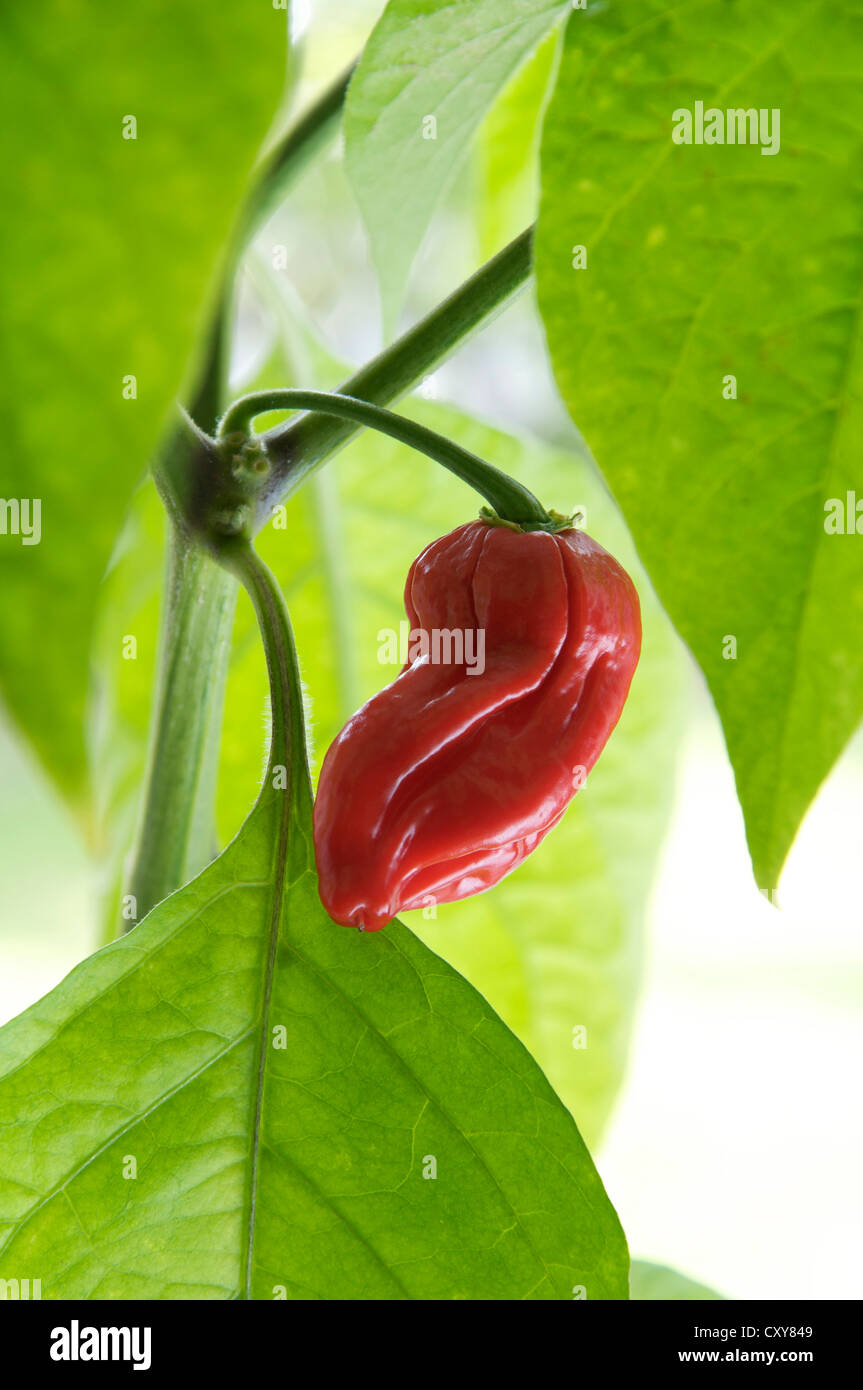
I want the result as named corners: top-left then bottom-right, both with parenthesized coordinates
top-left (219, 387), bottom-right (549, 526)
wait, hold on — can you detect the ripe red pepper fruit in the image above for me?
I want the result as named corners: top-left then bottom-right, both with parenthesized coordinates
top-left (313, 518), bottom-right (641, 931)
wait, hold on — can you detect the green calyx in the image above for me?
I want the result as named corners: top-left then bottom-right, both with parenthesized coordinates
top-left (478, 505), bottom-right (585, 535)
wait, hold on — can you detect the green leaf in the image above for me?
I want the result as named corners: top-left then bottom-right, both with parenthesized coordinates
top-left (0, 1), bottom-right (287, 800)
top-left (536, 0), bottom-right (863, 890)
top-left (0, 552), bottom-right (628, 1301)
top-left (630, 1261), bottom-right (724, 1302)
top-left (345, 0), bottom-right (568, 328)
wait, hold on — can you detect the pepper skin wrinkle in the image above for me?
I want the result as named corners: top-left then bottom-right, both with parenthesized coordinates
top-left (313, 520), bottom-right (642, 930)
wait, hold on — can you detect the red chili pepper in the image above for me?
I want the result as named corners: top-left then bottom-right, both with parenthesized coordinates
top-left (313, 519), bottom-right (641, 931)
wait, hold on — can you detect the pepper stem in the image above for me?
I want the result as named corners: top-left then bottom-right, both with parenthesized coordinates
top-left (217, 389), bottom-right (552, 528)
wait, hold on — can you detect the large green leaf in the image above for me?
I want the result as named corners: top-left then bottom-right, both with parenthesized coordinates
top-left (90, 369), bottom-right (686, 1145)
top-left (536, 0), bottom-right (863, 890)
top-left (0, 555), bottom-right (628, 1301)
top-left (344, 0), bottom-right (568, 328)
top-left (630, 1261), bottom-right (724, 1301)
top-left (0, 1), bottom-right (287, 800)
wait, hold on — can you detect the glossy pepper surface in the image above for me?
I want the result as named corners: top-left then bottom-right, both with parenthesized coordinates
top-left (313, 519), bottom-right (641, 930)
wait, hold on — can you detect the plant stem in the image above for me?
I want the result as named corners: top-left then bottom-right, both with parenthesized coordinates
top-left (224, 542), bottom-right (310, 795)
top-left (127, 535), bottom-right (236, 922)
top-left (236, 64), bottom-right (355, 250)
top-left (264, 228), bottom-right (534, 502)
top-left (184, 64), bottom-right (356, 433)
top-left (219, 387), bottom-right (550, 525)
top-left (125, 70), bottom-right (352, 929)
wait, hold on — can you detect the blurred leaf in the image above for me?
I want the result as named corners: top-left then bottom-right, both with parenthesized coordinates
top-left (630, 1260), bottom-right (724, 1301)
top-left (0, 0), bottom-right (287, 801)
top-left (536, 0), bottom-right (863, 890)
top-left (344, 0), bottom-right (568, 329)
top-left (1, 576), bottom-right (629, 1301)
top-left (477, 28), bottom-right (559, 262)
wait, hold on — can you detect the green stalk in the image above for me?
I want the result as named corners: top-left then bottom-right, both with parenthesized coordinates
top-left (265, 228), bottom-right (533, 502)
top-left (219, 387), bottom-right (550, 525)
top-left (125, 70), bottom-right (351, 929)
top-left (236, 64), bottom-right (355, 249)
top-left (127, 538), bottom-right (236, 920)
top-left (184, 64), bottom-right (356, 434)
top-left (225, 542), bottom-right (309, 793)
